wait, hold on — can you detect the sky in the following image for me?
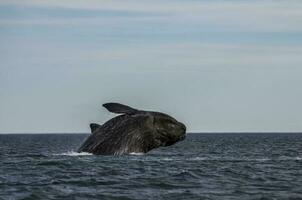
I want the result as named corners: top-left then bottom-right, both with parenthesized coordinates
top-left (1, 0), bottom-right (302, 133)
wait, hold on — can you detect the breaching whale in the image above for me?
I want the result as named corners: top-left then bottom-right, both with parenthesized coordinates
top-left (78, 103), bottom-right (186, 155)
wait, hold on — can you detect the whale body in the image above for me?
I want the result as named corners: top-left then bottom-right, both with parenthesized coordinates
top-left (78, 103), bottom-right (186, 155)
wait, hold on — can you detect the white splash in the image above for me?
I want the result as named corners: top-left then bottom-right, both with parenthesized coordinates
top-left (54, 151), bottom-right (93, 156)
top-left (129, 152), bottom-right (145, 156)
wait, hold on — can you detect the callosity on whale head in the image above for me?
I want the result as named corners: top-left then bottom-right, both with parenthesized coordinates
top-left (77, 103), bottom-right (186, 155)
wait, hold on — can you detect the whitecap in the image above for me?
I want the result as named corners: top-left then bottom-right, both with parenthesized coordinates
top-left (278, 156), bottom-right (302, 161)
top-left (189, 157), bottom-right (209, 161)
top-left (161, 157), bottom-right (174, 161)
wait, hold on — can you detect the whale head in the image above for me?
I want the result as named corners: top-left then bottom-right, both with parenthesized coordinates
top-left (151, 112), bottom-right (186, 147)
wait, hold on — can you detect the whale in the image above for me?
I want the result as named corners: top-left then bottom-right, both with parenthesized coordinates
top-left (78, 103), bottom-right (186, 155)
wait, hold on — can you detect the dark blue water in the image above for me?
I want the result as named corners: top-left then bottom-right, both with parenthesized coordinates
top-left (0, 133), bottom-right (302, 200)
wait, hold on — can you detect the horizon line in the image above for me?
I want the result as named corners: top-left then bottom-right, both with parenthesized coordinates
top-left (0, 132), bottom-right (302, 135)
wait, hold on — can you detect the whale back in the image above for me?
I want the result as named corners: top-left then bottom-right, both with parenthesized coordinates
top-left (78, 114), bottom-right (156, 155)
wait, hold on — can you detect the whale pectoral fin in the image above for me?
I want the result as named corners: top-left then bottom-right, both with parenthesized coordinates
top-left (90, 123), bottom-right (102, 133)
top-left (103, 103), bottom-right (138, 115)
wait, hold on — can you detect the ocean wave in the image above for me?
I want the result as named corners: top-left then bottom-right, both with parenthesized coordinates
top-left (188, 157), bottom-right (302, 161)
top-left (278, 156), bottom-right (302, 161)
top-left (161, 157), bottom-right (174, 161)
top-left (189, 157), bottom-right (208, 161)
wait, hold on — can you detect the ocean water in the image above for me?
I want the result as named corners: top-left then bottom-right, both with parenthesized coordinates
top-left (0, 133), bottom-right (301, 200)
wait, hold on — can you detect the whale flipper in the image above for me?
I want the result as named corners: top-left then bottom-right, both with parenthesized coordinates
top-left (103, 103), bottom-right (138, 115)
top-left (90, 123), bottom-right (101, 133)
